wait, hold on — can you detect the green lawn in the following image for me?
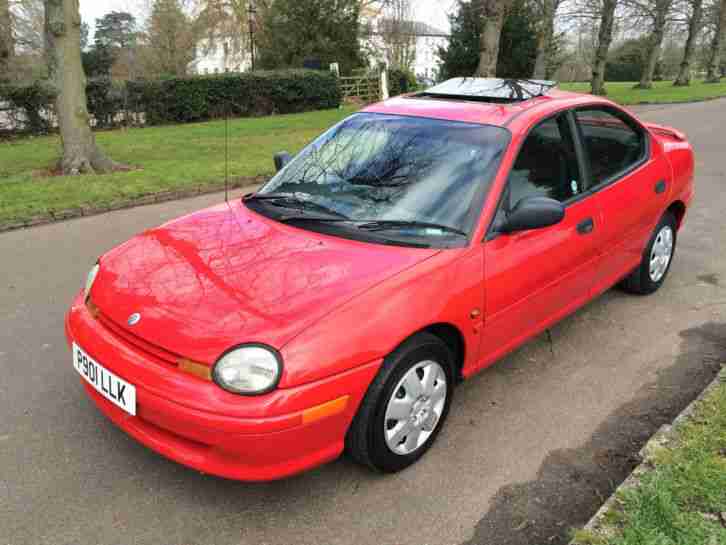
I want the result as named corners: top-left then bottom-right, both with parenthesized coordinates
top-left (0, 106), bottom-right (355, 225)
top-left (573, 370), bottom-right (726, 545)
top-left (560, 79), bottom-right (726, 105)
top-left (2, 79), bottom-right (726, 227)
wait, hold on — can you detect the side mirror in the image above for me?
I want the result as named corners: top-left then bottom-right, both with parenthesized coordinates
top-left (274, 151), bottom-right (292, 172)
top-left (499, 196), bottom-right (565, 234)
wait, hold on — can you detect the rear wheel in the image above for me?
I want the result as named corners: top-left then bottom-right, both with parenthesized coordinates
top-left (621, 211), bottom-right (677, 295)
top-left (345, 333), bottom-right (454, 473)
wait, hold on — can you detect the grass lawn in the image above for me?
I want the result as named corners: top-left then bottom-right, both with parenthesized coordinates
top-left (573, 370), bottom-right (726, 545)
top-left (2, 79), bottom-right (726, 227)
top-left (560, 79), bottom-right (726, 105)
top-left (0, 106), bottom-right (355, 225)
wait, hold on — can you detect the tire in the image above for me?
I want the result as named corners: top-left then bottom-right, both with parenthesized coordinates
top-left (620, 211), bottom-right (677, 295)
top-left (345, 332), bottom-right (455, 473)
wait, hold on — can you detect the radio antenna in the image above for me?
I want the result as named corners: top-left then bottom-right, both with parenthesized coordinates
top-left (224, 102), bottom-right (230, 203)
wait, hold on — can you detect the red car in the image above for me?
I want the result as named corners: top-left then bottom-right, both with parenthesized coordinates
top-left (66, 79), bottom-right (694, 481)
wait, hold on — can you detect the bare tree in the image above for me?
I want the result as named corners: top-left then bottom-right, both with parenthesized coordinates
top-left (555, 0), bottom-right (601, 82)
top-left (591, 0), bottom-right (617, 94)
top-left (0, 0), bottom-right (12, 79)
top-left (630, 0), bottom-right (674, 88)
top-left (706, 0), bottom-right (726, 81)
top-left (379, 0), bottom-right (417, 70)
top-left (533, 0), bottom-right (562, 78)
top-left (141, 0), bottom-right (200, 77)
top-left (475, 0), bottom-right (512, 77)
top-left (674, 0), bottom-right (704, 85)
top-left (13, 0), bottom-right (46, 54)
top-left (44, 0), bottom-right (121, 174)
top-left (194, 0), bottom-right (252, 69)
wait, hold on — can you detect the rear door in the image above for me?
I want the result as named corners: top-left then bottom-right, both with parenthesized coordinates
top-left (572, 107), bottom-right (672, 294)
top-left (479, 111), bottom-right (603, 368)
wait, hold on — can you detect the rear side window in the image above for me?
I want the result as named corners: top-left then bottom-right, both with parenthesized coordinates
top-left (574, 108), bottom-right (646, 186)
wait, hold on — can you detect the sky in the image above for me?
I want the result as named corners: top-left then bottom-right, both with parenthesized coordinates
top-left (411, 0), bottom-right (456, 33)
top-left (78, 0), bottom-right (456, 35)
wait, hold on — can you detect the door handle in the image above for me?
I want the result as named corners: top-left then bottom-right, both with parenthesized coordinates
top-left (577, 218), bottom-right (594, 235)
top-left (655, 180), bottom-right (667, 194)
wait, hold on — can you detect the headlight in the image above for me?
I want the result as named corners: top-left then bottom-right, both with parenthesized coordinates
top-left (85, 263), bottom-right (100, 298)
top-left (212, 344), bottom-right (282, 395)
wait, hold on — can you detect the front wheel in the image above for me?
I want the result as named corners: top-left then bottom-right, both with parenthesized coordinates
top-left (345, 333), bottom-right (454, 473)
top-left (621, 211), bottom-right (677, 295)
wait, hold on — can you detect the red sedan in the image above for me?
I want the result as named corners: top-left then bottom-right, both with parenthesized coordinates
top-left (65, 79), bottom-right (694, 481)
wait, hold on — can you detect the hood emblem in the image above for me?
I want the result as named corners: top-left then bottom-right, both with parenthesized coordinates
top-left (127, 313), bottom-right (141, 326)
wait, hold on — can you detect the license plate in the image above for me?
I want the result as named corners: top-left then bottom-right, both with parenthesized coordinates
top-left (73, 343), bottom-right (136, 416)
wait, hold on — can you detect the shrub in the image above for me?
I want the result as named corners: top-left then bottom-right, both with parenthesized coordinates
top-left (388, 68), bottom-right (418, 97)
top-left (0, 81), bottom-right (56, 134)
top-left (128, 69), bottom-right (342, 125)
top-left (605, 37), bottom-right (661, 83)
top-left (86, 78), bottom-right (126, 128)
top-left (1, 69), bottom-right (342, 135)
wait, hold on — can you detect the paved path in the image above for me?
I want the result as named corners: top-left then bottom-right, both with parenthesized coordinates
top-left (1, 100), bottom-right (725, 545)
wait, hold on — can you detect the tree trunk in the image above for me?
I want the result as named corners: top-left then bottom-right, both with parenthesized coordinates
top-left (475, 0), bottom-right (510, 77)
top-left (591, 0), bottom-right (616, 95)
top-left (636, 0), bottom-right (671, 89)
top-left (532, 0), bottom-right (556, 79)
top-left (0, 0), bottom-right (12, 80)
top-left (44, 0), bottom-right (120, 175)
top-left (706, 0), bottom-right (726, 82)
top-left (674, 0), bottom-right (703, 86)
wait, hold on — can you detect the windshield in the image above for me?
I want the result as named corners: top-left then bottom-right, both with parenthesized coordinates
top-left (249, 113), bottom-right (510, 245)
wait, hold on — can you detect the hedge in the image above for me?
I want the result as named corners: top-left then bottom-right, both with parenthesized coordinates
top-left (129, 69), bottom-right (342, 125)
top-left (387, 68), bottom-right (419, 97)
top-left (0, 69), bottom-right (342, 135)
top-left (86, 78), bottom-right (127, 128)
top-left (0, 81), bottom-right (56, 134)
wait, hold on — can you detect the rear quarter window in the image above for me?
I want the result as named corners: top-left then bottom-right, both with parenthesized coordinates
top-left (574, 108), bottom-right (646, 187)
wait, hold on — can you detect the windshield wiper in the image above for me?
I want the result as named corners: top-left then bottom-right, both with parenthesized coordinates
top-left (273, 216), bottom-right (435, 248)
top-left (246, 194), bottom-right (466, 237)
top-left (277, 214), bottom-right (349, 223)
top-left (353, 220), bottom-right (468, 237)
top-left (273, 215), bottom-right (467, 237)
top-left (244, 193), bottom-right (349, 219)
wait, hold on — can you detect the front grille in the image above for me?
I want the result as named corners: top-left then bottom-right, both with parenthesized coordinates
top-left (94, 307), bottom-right (181, 369)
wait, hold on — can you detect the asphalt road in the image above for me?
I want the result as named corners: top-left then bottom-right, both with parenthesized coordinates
top-left (1, 100), bottom-right (725, 545)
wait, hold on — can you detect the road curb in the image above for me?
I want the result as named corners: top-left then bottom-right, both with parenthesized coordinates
top-left (0, 176), bottom-right (269, 234)
top-left (570, 365), bottom-right (726, 544)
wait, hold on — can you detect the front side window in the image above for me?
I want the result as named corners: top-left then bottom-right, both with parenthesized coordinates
top-left (498, 113), bottom-right (582, 221)
top-left (250, 113), bottom-right (510, 246)
top-left (574, 108), bottom-right (646, 186)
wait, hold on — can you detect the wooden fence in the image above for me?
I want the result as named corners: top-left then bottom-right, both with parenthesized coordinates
top-left (339, 75), bottom-right (381, 103)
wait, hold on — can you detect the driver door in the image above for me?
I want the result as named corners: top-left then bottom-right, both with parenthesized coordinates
top-left (479, 111), bottom-right (603, 368)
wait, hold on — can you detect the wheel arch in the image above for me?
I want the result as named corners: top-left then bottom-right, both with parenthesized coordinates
top-left (402, 323), bottom-right (466, 382)
top-left (667, 200), bottom-right (686, 229)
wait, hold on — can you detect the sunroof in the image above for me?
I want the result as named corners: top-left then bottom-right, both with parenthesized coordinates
top-left (412, 78), bottom-right (557, 103)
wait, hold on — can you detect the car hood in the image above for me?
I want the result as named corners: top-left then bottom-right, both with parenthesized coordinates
top-left (91, 201), bottom-right (439, 365)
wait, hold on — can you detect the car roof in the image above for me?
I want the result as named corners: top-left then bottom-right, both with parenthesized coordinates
top-left (362, 86), bottom-right (616, 132)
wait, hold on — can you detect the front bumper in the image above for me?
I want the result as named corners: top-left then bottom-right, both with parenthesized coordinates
top-left (65, 292), bottom-right (382, 481)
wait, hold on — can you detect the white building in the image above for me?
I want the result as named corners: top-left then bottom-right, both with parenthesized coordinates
top-left (192, 37), bottom-right (252, 75)
top-left (190, 8), bottom-right (448, 80)
top-left (361, 8), bottom-right (449, 81)
top-left (409, 24), bottom-right (449, 81)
